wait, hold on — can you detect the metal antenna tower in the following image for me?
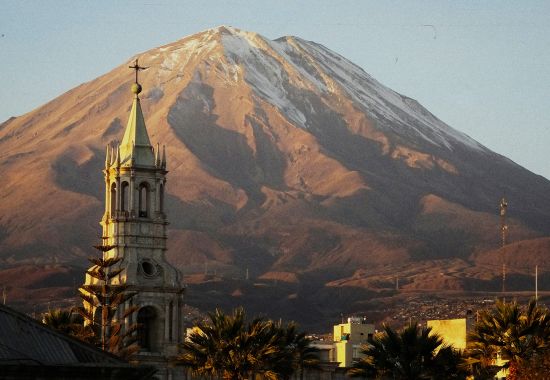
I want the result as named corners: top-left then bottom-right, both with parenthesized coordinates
top-left (500, 197), bottom-right (508, 293)
top-left (500, 197), bottom-right (508, 247)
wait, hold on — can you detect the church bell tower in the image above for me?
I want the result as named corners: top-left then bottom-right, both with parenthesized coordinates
top-left (84, 59), bottom-right (184, 376)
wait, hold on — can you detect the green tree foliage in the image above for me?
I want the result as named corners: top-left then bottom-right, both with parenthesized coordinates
top-left (466, 299), bottom-right (550, 377)
top-left (282, 322), bottom-right (320, 380)
top-left (178, 307), bottom-right (319, 380)
top-left (348, 323), bottom-right (467, 380)
top-left (77, 243), bottom-right (139, 358)
top-left (41, 308), bottom-right (76, 335)
top-left (41, 308), bottom-right (95, 343)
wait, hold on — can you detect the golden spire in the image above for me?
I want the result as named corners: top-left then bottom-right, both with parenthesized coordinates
top-left (118, 57), bottom-right (155, 167)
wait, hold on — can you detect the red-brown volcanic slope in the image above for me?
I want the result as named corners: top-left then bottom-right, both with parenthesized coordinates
top-left (1, 27), bottom-right (549, 327)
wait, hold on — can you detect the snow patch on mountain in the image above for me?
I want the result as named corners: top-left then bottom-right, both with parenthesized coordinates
top-left (219, 28), bottom-right (308, 127)
top-left (153, 25), bottom-right (485, 152)
top-left (151, 32), bottom-right (219, 86)
top-left (288, 37), bottom-right (485, 152)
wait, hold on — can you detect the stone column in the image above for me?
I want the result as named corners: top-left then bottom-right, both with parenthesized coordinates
top-left (170, 301), bottom-right (175, 342)
top-left (165, 302), bottom-right (170, 340)
top-left (104, 177), bottom-right (110, 215)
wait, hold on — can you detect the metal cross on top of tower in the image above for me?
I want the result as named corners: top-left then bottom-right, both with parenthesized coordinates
top-left (129, 58), bottom-right (148, 84)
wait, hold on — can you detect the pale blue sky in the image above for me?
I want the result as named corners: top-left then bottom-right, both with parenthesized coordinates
top-left (1, 1), bottom-right (549, 179)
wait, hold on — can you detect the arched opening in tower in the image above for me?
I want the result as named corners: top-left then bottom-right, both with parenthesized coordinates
top-left (137, 306), bottom-right (159, 352)
top-left (121, 181), bottom-right (129, 212)
top-left (139, 182), bottom-right (149, 217)
top-left (110, 183), bottom-right (117, 216)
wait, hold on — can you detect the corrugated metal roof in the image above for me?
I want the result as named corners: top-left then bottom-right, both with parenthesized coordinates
top-left (0, 304), bottom-right (122, 365)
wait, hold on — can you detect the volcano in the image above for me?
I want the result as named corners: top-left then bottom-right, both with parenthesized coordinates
top-left (1, 26), bottom-right (549, 325)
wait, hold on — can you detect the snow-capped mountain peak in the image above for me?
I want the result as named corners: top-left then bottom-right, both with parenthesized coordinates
top-left (145, 26), bottom-right (484, 152)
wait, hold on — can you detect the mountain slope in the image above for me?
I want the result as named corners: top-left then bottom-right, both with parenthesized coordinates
top-left (0, 27), bottom-right (549, 313)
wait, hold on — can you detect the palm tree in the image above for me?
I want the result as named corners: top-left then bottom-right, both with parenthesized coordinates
top-left (179, 307), bottom-right (280, 380)
top-left (349, 323), bottom-right (466, 380)
top-left (281, 322), bottom-right (320, 380)
top-left (41, 308), bottom-right (96, 344)
top-left (179, 308), bottom-right (318, 380)
top-left (246, 316), bottom-right (289, 380)
top-left (42, 308), bottom-right (74, 334)
top-left (467, 299), bottom-right (550, 376)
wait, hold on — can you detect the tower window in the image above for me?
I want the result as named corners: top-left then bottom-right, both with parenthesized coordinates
top-left (141, 260), bottom-right (156, 276)
top-left (137, 306), bottom-right (158, 352)
top-left (139, 182), bottom-right (149, 217)
top-left (138, 259), bottom-right (162, 279)
top-left (110, 183), bottom-right (117, 216)
top-left (121, 182), bottom-right (129, 212)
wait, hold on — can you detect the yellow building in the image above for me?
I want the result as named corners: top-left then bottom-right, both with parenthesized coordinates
top-left (333, 317), bottom-right (374, 367)
top-left (427, 318), bottom-right (469, 351)
top-left (428, 316), bottom-right (507, 380)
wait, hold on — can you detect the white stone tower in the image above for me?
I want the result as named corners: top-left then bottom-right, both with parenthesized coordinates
top-left (84, 59), bottom-right (184, 377)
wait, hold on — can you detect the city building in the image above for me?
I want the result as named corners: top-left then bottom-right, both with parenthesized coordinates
top-left (427, 317), bottom-right (471, 351)
top-left (82, 60), bottom-right (185, 379)
top-left (427, 313), bottom-right (507, 380)
top-left (332, 317), bottom-right (374, 367)
top-left (300, 340), bottom-right (345, 380)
